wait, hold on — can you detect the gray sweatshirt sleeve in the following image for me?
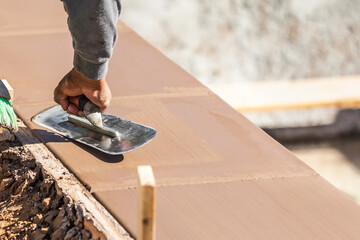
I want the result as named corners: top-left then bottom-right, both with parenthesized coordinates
top-left (62, 0), bottom-right (121, 80)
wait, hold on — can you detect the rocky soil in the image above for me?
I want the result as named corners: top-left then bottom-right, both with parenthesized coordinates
top-left (0, 138), bottom-right (92, 240)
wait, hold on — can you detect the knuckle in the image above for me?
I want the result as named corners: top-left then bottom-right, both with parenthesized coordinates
top-left (103, 101), bottom-right (110, 109)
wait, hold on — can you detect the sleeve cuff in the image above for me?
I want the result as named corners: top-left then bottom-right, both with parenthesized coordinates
top-left (73, 52), bottom-right (109, 80)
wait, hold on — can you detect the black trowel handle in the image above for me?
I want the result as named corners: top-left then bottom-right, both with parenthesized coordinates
top-left (78, 95), bottom-right (90, 111)
top-left (69, 94), bottom-right (90, 111)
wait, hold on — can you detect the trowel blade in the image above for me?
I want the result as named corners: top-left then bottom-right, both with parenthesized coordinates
top-left (31, 105), bottom-right (157, 155)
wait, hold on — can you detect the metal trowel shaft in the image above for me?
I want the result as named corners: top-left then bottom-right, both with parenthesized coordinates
top-left (67, 114), bottom-right (120, 138)
top-left (69, 95), bottom-right (103, 127)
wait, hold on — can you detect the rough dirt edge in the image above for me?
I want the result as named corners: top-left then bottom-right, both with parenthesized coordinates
top-left (0, 134), bottom-right (90, 239)
top-left (0, 119), bottom-right (132, 240)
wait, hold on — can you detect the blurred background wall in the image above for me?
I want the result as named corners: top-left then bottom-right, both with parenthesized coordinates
top-left (121, 0), bottom-right (360, 85)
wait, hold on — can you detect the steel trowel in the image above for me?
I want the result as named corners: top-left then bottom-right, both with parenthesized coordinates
top-left (32, 95), bottom-right (157, 155)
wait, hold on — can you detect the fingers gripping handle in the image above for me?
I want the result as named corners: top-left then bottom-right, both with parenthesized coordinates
top-left (69, 94), bottom-right (90, 111)
top-left (68, 94), bottom-right (101, 116)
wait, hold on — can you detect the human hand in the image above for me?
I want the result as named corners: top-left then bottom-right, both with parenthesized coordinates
top-left (54, 68), bottom-right (112, 115)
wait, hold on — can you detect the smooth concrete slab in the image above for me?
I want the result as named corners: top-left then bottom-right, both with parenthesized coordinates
top-left (94, 176), bottom-right (360, 240)
top-left (15, 93), bottom-right (315, 193)
top-left (0, 33), bottom-right (73, 105)
top-left (0, 24), bottom-right (206, 105)
top-left (0, 16), bottom-right (315, 191)
top-left (0, 0), bottom-right (67, 36)
top-left (2, 1), bottom-right (360, 239)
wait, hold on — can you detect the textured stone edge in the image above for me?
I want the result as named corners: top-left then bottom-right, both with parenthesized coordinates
top-left (14, 119), bottom-right (133, 240)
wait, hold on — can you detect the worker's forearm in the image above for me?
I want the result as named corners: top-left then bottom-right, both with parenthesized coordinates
top-left (61, 0), bottom-right (121, 80)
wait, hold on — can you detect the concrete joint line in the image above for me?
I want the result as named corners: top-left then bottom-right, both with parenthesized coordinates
top-left (93, 173), bottom-right (319, 193)
top-left (111, 90), bottom-right (213, 102)
top-left (0, 28), bottom-right (68, 37)
top-left (15, 89), bottom-right (214, 108)
top-left (15, 120), bottom-right (132, 240)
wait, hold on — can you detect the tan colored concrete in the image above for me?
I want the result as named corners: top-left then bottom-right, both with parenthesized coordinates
top-left (2, 1), bottom-right (360, 239)
top-left (16, 95), bottom-right (316, 193)
top-left (0, 1), bottom-right (66, 36)
top-left (4, 26), bottom-right (315, 192)
top-left (95, 176), bottom-right (360, 240)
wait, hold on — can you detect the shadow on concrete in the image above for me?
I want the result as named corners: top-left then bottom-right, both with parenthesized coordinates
top-left (72, 141), bottom-right (124, 163)
top-left (32, 128), bottom-right (124, 163)
top-left (33, 129), bottom-right (70, 143)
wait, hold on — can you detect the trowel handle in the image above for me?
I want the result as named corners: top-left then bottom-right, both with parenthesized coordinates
top-left (69, 94), bottom-right (90, 111)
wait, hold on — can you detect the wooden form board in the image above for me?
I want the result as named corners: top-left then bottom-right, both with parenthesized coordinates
top-left (210, 76), bottom-right (360, 112)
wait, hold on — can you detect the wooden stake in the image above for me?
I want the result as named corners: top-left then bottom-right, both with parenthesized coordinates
top-left (137, 165), bottom-right (156, 240)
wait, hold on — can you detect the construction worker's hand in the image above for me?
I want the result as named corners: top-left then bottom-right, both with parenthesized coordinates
top-left (54, 68), bottom-right (112, 115)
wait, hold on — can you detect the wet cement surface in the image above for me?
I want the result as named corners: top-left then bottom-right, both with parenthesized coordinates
top-left (2, 1), bottom-right (360, 239)
top-left (95, 176), bottom-right (360, 239)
